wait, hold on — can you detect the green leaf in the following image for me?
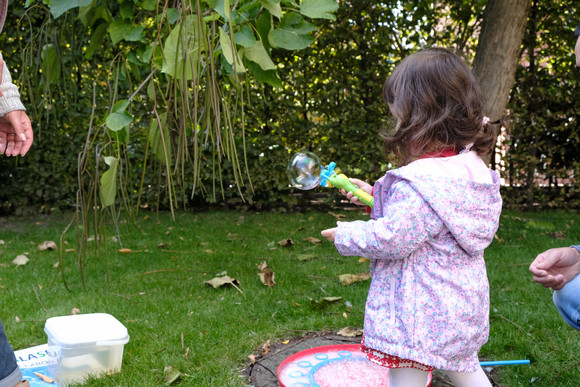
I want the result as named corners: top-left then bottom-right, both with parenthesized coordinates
top-left (206, 0), bottom-right (231, 21)
top-left (269, 13), bottom-right (316, 50)
top-left (106, 113), bottom-right (133, 132)
top-left (255, 12), bottom-right (273, 52)
top-left (120, 1), bottom-right (134, 20)
top-left (100, 156), bottom-right (118, 208)
top-left (299, 0), bottom-right (338, 20)
top-left (109, 19), bottom-right (132, 45)
top-left (149, 113), bottom-right (173, 165)
top-left (85, 22), bottom-right (108, 59)
top-left (220, 27), bottom-right (246, 73)
top-left (247, 61), bottom-right (282, 88)
top-left (160, 15), bottom-right (205, 80)
top-left (106, 100), bottom-right (133, 132)
top-left (243, 40), bottom-right (276, 70)
top-left (126, 26), bottom-right (144, 42)
top-left (234, 25), bottom-right (256, 47)
top-left (141, 0), bottom-right (157, 11)
top-left (259, 0), bottom-right (282, 19)
top-left (48, 0), bottom-right (92, 19)
top-left (41, 44), bottom-right (61, 85)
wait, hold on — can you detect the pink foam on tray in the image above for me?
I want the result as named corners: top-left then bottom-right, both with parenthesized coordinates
top-left (277, 344), bottom-right (432, 387)
top-left (313, 358), bottom-right (389, 387)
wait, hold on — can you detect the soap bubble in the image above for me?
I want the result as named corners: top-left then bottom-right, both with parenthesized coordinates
top-left (287, 151), bottom-right (322, 190)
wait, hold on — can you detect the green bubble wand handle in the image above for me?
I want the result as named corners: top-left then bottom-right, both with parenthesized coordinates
top-left (321, 162), bottom-right (374, 208)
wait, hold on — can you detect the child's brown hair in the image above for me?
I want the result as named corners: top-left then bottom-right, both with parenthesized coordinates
top-left (382, 47), bottom-right (497, 166)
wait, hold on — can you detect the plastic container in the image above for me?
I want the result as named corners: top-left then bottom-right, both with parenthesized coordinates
top-left (44, 313), bottom-right (130, 386)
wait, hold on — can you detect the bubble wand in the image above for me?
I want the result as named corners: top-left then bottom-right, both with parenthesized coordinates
top-left (287, 152), bottom-right (374, 208)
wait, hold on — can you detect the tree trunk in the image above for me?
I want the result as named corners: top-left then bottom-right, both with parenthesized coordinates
top-left (472, 0), bottom-right (531, 140)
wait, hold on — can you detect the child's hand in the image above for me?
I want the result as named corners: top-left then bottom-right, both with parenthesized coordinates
top-left (321, 221), bottom-right (343, 242)
top-left (321, 227), bottom-right (337, 242)
top-left (339, 178), bottom-right (372, 206)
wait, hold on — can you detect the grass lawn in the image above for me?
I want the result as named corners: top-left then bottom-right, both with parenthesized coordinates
top-left (1, 208), bottom-right (579, 386)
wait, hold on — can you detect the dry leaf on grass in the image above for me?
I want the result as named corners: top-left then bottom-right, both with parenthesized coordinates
top-left (328, 212), bottom-right (347, 220)
top-left (297, 254), bottom-right (317, 261)
top-left (257, 261), bottom-right (276, 288)
top-left (38, 241), bottom-right (57, 251)
top-left (337, 326), bottom-right (363, 337)
top-left (311, 296), bottom-right (342, 309)
top-left (261, 339), bottom-right (271, 355)
top-left (338, 273), bottom-right (371, 285)
top-left (163, 365), bottom-right (181, 385)
top-left (118, 248), bottom-right (132, 253)
top-left (277, 239), bottom-right (294, 247)
top-left (546, 231), bottom-right (566, 239)
top-left (204, 275), bottom-right (240, 288)
top-left (13, 255), bottom-right (29, 266)
top-left (304, 236), bottom-right (322, 244)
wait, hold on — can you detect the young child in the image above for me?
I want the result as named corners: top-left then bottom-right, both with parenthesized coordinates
top-left (321, 48), bottom-right (502, 387)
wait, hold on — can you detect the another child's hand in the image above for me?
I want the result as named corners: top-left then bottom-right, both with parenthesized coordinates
top-left (339, 178), bottom-right (372, 206)
top-left (321, 222), bottom-right (342, 242)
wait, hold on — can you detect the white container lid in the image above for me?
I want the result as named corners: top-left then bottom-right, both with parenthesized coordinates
top-left (45, 313), bottom-right (130, 348)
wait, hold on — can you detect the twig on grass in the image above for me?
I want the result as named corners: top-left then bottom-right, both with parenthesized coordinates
top-left (495, 312), bottom-right (527, 333)
top-left (32, 284), bottom-right (49, 314)
top-left (549, 359), bottom-right (580, 385)
top-left (141, 269), bottom-right (177, 276)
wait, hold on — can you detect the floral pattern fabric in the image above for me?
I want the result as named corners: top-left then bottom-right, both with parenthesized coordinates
top-left (334, 152), bottom-right (502, 372)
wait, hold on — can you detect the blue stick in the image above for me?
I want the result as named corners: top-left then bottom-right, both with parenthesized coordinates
top-left (480, 360), bottom-right (530, 366)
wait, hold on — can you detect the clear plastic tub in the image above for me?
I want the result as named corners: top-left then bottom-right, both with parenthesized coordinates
top-left (44, 313), bottom-right (130, 386)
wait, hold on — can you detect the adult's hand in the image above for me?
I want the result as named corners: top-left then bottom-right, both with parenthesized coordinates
top-left (529, 247), bottom-right (580, 290)
top-left (0, 110), bottom-right (33, 156)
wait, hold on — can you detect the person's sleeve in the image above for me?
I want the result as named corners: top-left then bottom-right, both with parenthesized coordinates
top-left (571, 245), bottom-right (580, 253)
top-left (334, 182), bottom-right (441, 260)
top-left (0, 52), bottom-right (26, 116)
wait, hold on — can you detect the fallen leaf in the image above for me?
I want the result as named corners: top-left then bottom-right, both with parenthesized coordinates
top-left (297, 254), bottom-right (317, 261)
top-left (204, 275), bottom-right (240, 289)
top-left (311, 296), bottom-right (342, 309)
top-left (38, 241), bottom-right (57, 251)
top-left (33, 372), bottom-right (55, 383)
top-left (358, 257), bottom-right (370, 263)
top-left (118, 248), bottom-right (132, 253)
top-left (13, 255), bottom-right (29, 266)
top-left (337, 327), bottom-right (363, 337)
top-left (343, 312), bottom-right (348, 318)
top-left (15, 316), bottom-right (20, 322)
top-left (546, 231), bottom-right (566, 239)
top-left (248, 354), bottom-right (257, 364)
top-left (328, 212), bottom-right (347, 220)
top-left (277, 239), bottom-right (294, 247)
top-left (257, 261), bottom-right (276, 288)
top-left (304, 236), bottom-right (322, 244)
top-left (338, 273), bottom-right (371, 286)
top-left (0, 240), bottom-right (4, 245)
top-left (281, 340), bottom-right (290, 344)
top-left (71, 308), bottom-right (81, 315)
top-left (163, 365), bottom-right (181, 385)
top-left (261, 339), bottom-right (271, 355)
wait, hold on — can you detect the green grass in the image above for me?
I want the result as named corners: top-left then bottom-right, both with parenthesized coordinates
top-left (1, 209), bottom-right (579, 386)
